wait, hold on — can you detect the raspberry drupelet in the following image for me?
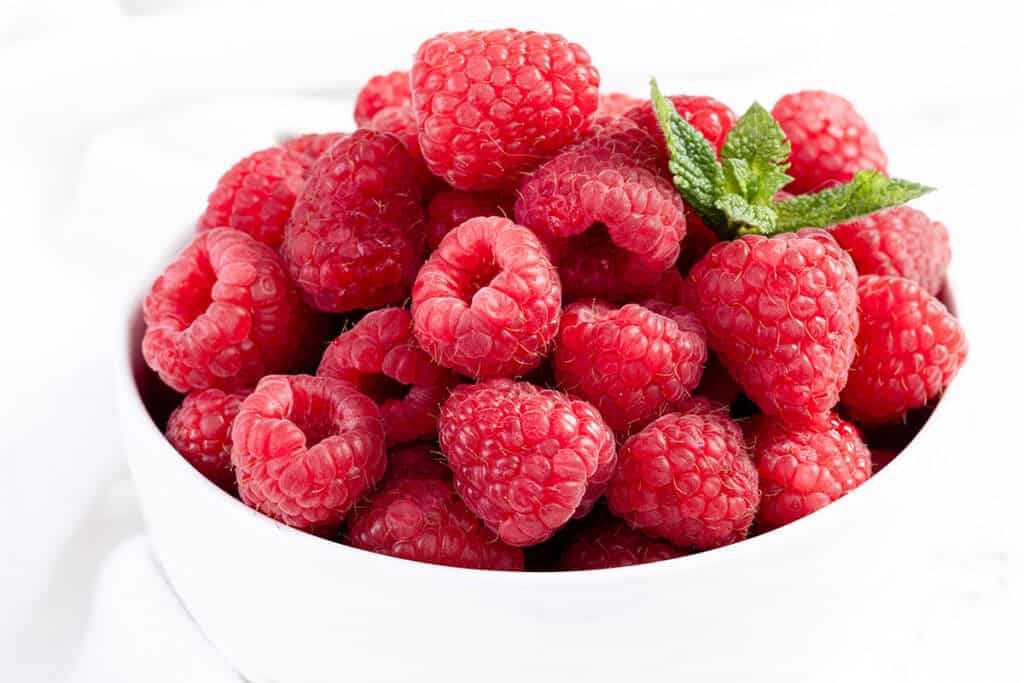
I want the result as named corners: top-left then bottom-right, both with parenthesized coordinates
top-left (231, 374), bottom-right (386, 535)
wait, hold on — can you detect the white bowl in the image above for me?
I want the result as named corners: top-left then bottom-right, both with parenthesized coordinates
top-left (117, 242), bottom-right (967, 683)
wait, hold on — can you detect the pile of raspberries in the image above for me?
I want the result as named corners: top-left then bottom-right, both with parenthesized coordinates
top-left (147, 28), bottom-right (967, 572)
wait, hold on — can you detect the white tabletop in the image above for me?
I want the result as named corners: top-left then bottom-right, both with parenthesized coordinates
top-left (2, 1), bottom-right (1022, 680)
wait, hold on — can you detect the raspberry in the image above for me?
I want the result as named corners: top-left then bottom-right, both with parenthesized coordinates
top-left (424, 189), bottom-right (512, 251)
top-left (281, 129), bottom-right (425, 313)
top-left (231, 374), bottom-right (386, 535)
top-left (749, 413), bottom-right (872, 530)
top-left (347, 457), bottom-right (524, 570)
top-left (840, 275), bottom-right (967, 423)
top-left (676, 208), bottom-right (720, 276)
top-left (438, 379), bottom-right (617, 546)
top-left (411, 216), bottom-right (561, 379)
top-left (829, 206), bottom-right (950, 295)
top-left (196, 147), bottom-right (306, 248)
top-left (871, 448), bottom-right (898, 471)
top-left (550, 226), bottom-right (663, 303)
top-left (386, 442), bottom-right (451, 481)
top-left (557, 509), bottom-right (686, 570)
top-left (279, 132), bottom-right (349, 172)
top-left (624, 94), bottom-right (737, 154)
top-left (637, 268), bottom-right (687, 306)
top-left (771, 90), bottom-right (888, 194)
top-left (367, 105), bottom-right (439, 192)
top-left (553, 300), bottom-right (707, 436)
top-left (597, 92), bottom-right (645, 117)
top-left (571, 116), bottom-right (664, 174)
top-left (142, 228), bottom-right (308, 392)
top-left (317, 308), bottom-right (456, 445)
top-left (685, 229), bottom-right (859, 428)
top-left (353, 70), bottom-right (411, 127)
top-left (514, 146), bottom-right (687, 300)
top-left (165, 388), bottom-right (247, 492)
top-left (694, 353), bottom-right (742, 406)
top-left (607, 409), bottom-right (759, 549)
top-left (411, 29), bottom-right (600, 190)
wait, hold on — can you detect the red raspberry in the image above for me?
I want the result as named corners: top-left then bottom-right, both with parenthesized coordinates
top-left (870, 448), bottom-right (898, 472)
top-left (840, 275), bottom-right (967, 423)
top-left (607, 409), bottom-right (759, 549)
top-left (549, 226), bottom-right (658, 303)
top-left (367, 105), bottom-right (439, 193)
top-left (749, 413), bottom-right (872, 530)
top-left (557, 510), bottom-right (686, 570)
top-left (196, 147), bottom-right (305, 248)
top-left (438, 379), bottom-right (617, 546)
top-left (143, 228), bottom-right (308, 393)
top-left (571, 116), bottom-right (664, 174)
top-left (686, 229), bottom-right (859, 428)
top-left (676, 208), bottom-right (720, 276)
top-left (829, 206), bottom-right (950, 295)
top-left (165, 388), bottom-right (247, 493)
top-left (624, 94), bottom-right (737, 154)
top-left (386, 442), bottom-right (451, 481)
top-left (637, 268), bottom-right (687, 306)
top-left (597, 92), bottom-right (645, 117)
top-left (553, 300), bottom-right (707, 436)
top-left (347, 459), bottom-right (523, 570)
top-left (353, 70), bottom-right (411, 127)
top-left (281, 129), bottom-right (425, 313)
top-left (771, 90), bottom-right (888, 194)
top-left (411, 29), bottom-right (600, 190)
top-left (317, 308), bottom-right (457, 445)
top-left (411, 216), bottom-right (561, 379)
top-left (424, 189), bottom-right (512, 251)
top-left (694, 353), bottom-right (742, 407)
top-left (231, 374), bottom-right (386, 535)
top-left (279, 132), bottom-right (349, 172)
top-left (515, 146), bottom-right (687, 300)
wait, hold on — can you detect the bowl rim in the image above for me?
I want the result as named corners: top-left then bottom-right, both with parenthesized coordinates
top-left (119, 236), bottom-right (967, 583)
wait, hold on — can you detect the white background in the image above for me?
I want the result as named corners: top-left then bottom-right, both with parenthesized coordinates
top-left (1, 0), bottom-right (1022, 680)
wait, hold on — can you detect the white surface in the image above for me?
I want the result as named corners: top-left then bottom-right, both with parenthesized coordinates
top-left (1, 1), bottom-right (1021, 681)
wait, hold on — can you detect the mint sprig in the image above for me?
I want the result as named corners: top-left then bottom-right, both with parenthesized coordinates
top-left (651, 78), bottom-right (933, 239)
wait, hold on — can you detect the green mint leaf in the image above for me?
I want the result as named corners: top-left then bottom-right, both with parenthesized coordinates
top-left (721, 102), bottom-right (791, 165)
top-left (773, 171), bottom-right (934, 232)
top-left (715, 193), bottom-right (778, 233)
top-left (720, 102), bottom-right (792, 203)
top-left (651, 78), bottom-right (726, 230)
top-left (722, 158), bottom-right (753, 197)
